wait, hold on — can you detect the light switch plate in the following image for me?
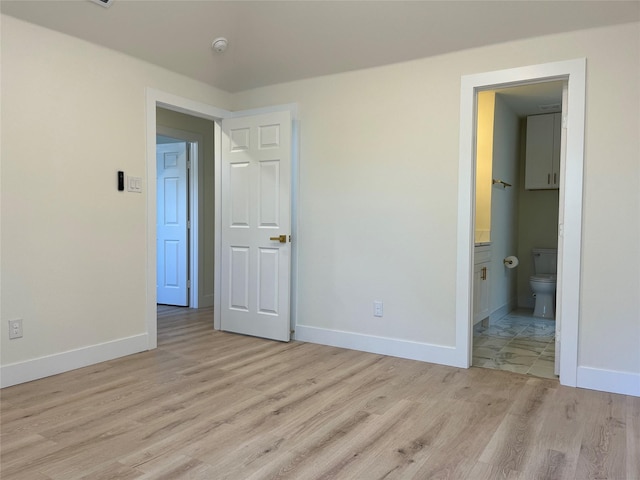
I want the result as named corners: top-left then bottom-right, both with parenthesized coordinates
top-left (127, 176), bottom-right (143, 193)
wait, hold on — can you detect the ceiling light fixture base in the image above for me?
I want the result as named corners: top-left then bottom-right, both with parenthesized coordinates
top-left (212, 37), bottom-right (229, 53)
top-left (89, 0), bottom-right (114, 8)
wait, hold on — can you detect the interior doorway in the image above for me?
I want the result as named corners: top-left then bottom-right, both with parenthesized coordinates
top-left (471, 81), bottom-right (563, 379)
top-left (156, 110), bottom-right (217, 314)
top-left (456, 59), bottom-right (587, 388)
top-left (156, 137), bottom-right (191, 307)
top-left (145, 89), bottom-right (299, 351)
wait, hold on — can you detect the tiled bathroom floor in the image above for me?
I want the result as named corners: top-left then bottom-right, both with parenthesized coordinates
top-left (472, 309), bottom-right (557, 379)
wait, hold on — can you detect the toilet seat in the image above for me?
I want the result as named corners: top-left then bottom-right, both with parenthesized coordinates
top-left (530, 274), bottom-right (556, 283)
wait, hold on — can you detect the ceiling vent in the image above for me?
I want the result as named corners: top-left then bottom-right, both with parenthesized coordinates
top-left (90, 0), bottom-right (114, 7)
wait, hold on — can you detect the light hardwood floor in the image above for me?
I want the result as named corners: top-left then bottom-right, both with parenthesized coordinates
top-left (1, 306), bottom-right (639, 479)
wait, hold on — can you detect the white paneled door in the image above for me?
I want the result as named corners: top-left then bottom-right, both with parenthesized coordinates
top-left (157, 142), bottom-right (189, 306)
top-left (221, 111), bottom-right (292, 342)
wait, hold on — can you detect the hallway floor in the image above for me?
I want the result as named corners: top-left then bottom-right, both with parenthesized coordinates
top-left (472, 309), bottom-right (557, 379)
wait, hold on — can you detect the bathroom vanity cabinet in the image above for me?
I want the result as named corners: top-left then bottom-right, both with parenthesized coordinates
top-left (473, 245), bottom-right (491, 325)
top-left (525, 112), bottom-right (561, 190)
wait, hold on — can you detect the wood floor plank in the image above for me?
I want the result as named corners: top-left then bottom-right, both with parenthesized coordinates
top-left (134, 454), bottom-right (214, 480)
top-left (478, 376), bottom-right (558, 472)
top-left (3, 418), bottom-right (139, 479)
top-left (320, 398), bottom-right (450, 479)
top-left (117, 422), bottom-right (238, 471)
top-left (207, 409), bottom-right (373, 479)
top-left (628, 396), bottom-right (640, 479)
top-left (1, 305), bottom-right (638, 480)
top-left (2, 376), bottom-right (146, 436)
top-left (466, 461), bottom-right (521, 480)
top-left (75, 462), bottom-right (143, 480)
top-left (574, 391), bottom-right (629, 480)
top-left (407, 447), bottom-right (478, 479)
top-left (515, 385), bottom-right (588, 480)
top-left (0, 432), bottom-right (59, 475)
top-left (0, 469), bottom-right (52, 480)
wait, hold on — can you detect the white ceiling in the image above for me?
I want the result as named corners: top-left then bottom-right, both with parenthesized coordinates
top-left (2, 0), bottom-right (639, 93)
top-left (494, 80), bottom-right (565, 117)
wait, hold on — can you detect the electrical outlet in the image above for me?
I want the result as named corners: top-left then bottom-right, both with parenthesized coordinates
top-left (8, 319), bottom-right (23, 339)
top-left (373, 301), bottom-right (383, 317)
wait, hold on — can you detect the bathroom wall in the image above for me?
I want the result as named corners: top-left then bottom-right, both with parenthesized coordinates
top-left (475, 91), bottom-right (495, 244)
top-left (489, 95), bottom-right (520, 318)
top-left (156, 108), bottom-right (216, 308)
top-left (516, 119), bottom-right (560, 308)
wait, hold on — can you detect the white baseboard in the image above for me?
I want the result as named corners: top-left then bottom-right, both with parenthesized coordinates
top-left (294, 324), bottom-right (462, 367)
top-left (6, 329), bottom-right (636, 398)
top-left (0, 334), bottom-right (149, 388)
top-left (577, 366), bottom-right (640, 397)
top-left (489, 302), bottom-right (513, 322)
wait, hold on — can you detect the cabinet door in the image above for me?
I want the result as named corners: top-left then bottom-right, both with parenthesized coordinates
top-left (525, 114), bottom-right (556, 189)
top-left (473, 263), bottom-right (490, 324)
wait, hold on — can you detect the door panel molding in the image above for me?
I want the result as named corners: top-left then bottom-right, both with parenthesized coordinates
top-left (220, 111), bottom-right (292, 342)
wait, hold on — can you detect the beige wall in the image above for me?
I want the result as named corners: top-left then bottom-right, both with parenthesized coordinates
top-left (0, 16), bottom-right (232, 367)
top-left (475, 91), bottom-right (495, 244)
top-left (2, 14), bottom-right (638, 382)
top-left (156, 108), bottom-right (216, 308)
top-left (233, 22), bottom-right (640, 374)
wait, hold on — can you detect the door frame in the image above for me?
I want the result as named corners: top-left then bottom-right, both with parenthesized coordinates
top-left (455, 58), bottom-right (586, 387)
top-left (156, 127), bottom-right (201, 308)
top-left (145, 88), bottom-right (299, 349)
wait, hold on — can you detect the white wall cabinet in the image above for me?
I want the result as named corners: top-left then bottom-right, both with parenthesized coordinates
top-left (473, 245), bottom-right (491, 325)
top-left (525, 112), bottom-right (561, 189)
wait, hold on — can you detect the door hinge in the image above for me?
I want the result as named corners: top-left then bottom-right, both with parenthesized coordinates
top-left (187, 280), bottom-right (191, 289)
top-left (187, 220), bottom-right (191, 229)
top-left (187, 160), bottom-right (191, 170)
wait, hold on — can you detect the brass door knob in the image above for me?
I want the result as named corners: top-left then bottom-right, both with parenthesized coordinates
top-left (269, 235), bottom-right (287, 243)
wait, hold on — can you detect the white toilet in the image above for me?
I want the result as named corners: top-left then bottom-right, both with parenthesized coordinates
top-left (529, 248), bottom-right (557, 319)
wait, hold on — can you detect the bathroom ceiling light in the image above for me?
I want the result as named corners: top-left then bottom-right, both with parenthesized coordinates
top-left (212, 37), bottom-right (229, 53)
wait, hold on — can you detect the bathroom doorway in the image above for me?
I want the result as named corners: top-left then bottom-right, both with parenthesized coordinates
top-left (471, 82), bottom-right (563, 379)
top-left (456, 58), bottom-right (587, 388)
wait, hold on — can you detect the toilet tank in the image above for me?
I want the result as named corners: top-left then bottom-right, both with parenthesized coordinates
top-left (532, 248), bottom-right (557, 274)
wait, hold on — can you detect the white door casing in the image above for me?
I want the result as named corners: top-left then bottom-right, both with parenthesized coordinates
top-left (555, 80), bottom-right (569, 376)
top-left (157, 142), bottom-right (189, 306)
top-left (457, 58), bottom-right (586, 387)
top-left (221, 111), bottom-right (292, 342)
